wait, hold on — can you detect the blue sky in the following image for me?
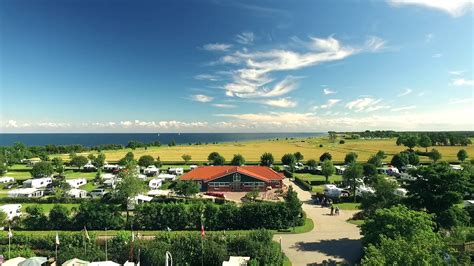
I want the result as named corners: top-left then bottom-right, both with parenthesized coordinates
top-left (0, 0), bottom-right (473, 133)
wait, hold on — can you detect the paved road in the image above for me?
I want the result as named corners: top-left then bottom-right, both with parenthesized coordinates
top-left (274, 179), bottom-right (362, 266)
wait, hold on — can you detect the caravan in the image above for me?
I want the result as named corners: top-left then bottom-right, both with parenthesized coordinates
top-left (22, 178), bottom-right (52, 188)
top-left (0, 204), bottom-right (22, 220)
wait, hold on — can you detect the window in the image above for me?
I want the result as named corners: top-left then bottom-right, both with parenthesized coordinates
top-left (233, 173), bottom-right (241, 182)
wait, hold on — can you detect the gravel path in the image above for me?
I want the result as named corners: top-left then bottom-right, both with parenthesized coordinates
top-left (274, 179), bottom-right (362, 265)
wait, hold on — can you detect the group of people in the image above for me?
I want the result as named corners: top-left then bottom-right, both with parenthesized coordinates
top-left (313, 196), bottom-right (340, 216)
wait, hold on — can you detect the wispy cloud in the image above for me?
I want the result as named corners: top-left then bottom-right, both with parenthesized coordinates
top-left (432, 53), bottom-right (443, 58)
top-left (191, 94), bottom-right (214, 102)
top-left (363, 36), bottom-right (387, 52)
top-left (449, 70), bottom-right (465, 75)
top-left (235, 32), bottom-right (255, 45)
top-left (202, 43), bottom-right (232, 52)
top-left (451, 78), bottom-right (474, 87)
top-left (212, 103), bottom-right (237, 108)
top-left (397, 88), bottom-right (413, 97)
top-left (314, 99), bottom-right (341, 109)
top-left (260, 98), bottom-right (297, 108)
top-left (425, 33), bottom-right (434, 42)
top-left (323, 88), bottom-right (337, 95)
top-left (388, 0), bottom-right (473, 17)
top-left (345, 97), bottom-right (389, 112)
top-left (194, 74), bottom-right (220, 81)
top-left (391, 105), bottom-right (416, 111)
top-left (449, 98), bottom-right (473, 104)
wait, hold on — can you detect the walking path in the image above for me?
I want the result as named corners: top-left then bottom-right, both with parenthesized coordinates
top-left (274, 179), bottom-right (362, 266)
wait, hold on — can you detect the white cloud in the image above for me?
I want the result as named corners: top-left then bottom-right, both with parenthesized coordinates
top-left (432, 53), bottom-right (443, 58)
top-left (388, 0), bottom-right (473, 17)
top-left (191, 94), bottom-right (214, 102)
top-left (216, 112), bottom-right (316, 126)
top-left (235, 32), bottom-right (255, 45)
top-left (391, 105), bottom-right (417, 111)
top-left (363, 36), bottom-right (387, 52)
top-left (345, 97), bottom-right (389, 112)
top-left (194, 74), bottom-right (219, 81)
top-left (203, 43), bottom-right (232, 51)
top-left (451, 78), bottom-right (474, 87)
top-left (449, 70), bottom-right (465, 75)
top-left (6, 120), bottom-right (18, 128)
top-left (323, 88), bottom-right (337, 95)
top-left (449, 98), bottom-right (473, 104)
top-left (397, 88), bottom-right (413, 97)
top-left (212, 103), bottom-right (237, 108)
top-left (315, 99), bottom-right (341, 109)
top-left (261, 98), bottom-right (297, 108)
top-left (425, 33), bottom-right (434, 42)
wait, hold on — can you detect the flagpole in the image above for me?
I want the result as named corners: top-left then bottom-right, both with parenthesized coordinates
top-left (83, 228), bottom-right (86, 256)
top-left (8, 232), bottom-right (11, 259)
top-left (105, 227), bottom-right (108, 261)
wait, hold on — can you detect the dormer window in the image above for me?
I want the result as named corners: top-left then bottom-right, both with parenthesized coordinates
top-left (233, 173), bottom-right (241, 182)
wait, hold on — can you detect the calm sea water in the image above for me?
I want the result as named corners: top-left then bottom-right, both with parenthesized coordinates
top-left (0, 133), bottom-right (324, 147)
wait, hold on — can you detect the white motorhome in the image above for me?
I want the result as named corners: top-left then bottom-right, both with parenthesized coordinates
top-left (83, 162), bottom-right (97, 171)
top-left (66, 178), bottom-right (87, 189)
top-left (334, 166), bottom-right (346, 175)
top-left (8, 188), bottom-right (43, 198)
top-left (356, 185), bottom-right (375, 197)
top-left (157, 174), bottom-right (176, 181)
top-left (67, 189), bottom-right (88, 198)
top-left (148, 178), bottom-right (163, 189)
top-left (127, 194), bottom-right (153, 210)
top-left (0, 204), bottom-right (22, 220)
top-left (323, 184), bottom-right (349, 198)
top-left (0, 177), bottom-right (15, 183)
top-left (103, 164), bottom-right (121, 171)
top-left (143, 165), bottom-right (159, 176)
top-left (168, 168), bottom-right (184, 175)
top-left (22, 178), bottom-right (52, 188)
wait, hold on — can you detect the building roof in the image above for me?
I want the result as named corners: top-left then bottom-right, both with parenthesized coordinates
top-left (18, 257), bottom-right (47, 266)
top-left (181, 166), bottom-right (284, 183)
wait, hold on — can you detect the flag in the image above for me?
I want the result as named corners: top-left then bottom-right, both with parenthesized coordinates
top-left (7, 227), bottom-right (12, 239)
top-left (55, 233), bottom-right (60, 246)
top-left (84, 226), bottom-right (90, 241)
top-left (131, 231), bottom-right (135, 242)
top-left (201, 224), bottom-right (205, 237)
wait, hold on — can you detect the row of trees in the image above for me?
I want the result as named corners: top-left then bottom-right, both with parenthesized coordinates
top-left (397, 133), bottom-right (472, 151)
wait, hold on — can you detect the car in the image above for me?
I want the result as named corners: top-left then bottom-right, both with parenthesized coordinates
top-left (90, 188), bottom-right (108, 198)
top-left (3, 183), bottom-right (18, 190)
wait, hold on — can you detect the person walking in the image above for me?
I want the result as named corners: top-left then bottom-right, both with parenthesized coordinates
top-left (335, 206), bottom-right (340, 216)
top-left (330, 205), bottom-right (334, 215)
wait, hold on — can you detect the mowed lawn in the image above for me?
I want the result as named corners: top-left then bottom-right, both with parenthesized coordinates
top-left (51, 137), bottom-right (474, 163)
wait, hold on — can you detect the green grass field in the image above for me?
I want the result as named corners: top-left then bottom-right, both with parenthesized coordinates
top-left (49, 136), bottom-right (474, 163)
top-left (20, 203), bottom-right (80, 213)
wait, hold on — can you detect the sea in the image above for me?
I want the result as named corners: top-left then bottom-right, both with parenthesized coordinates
top-left (0, 133), bottom-right (324, 147)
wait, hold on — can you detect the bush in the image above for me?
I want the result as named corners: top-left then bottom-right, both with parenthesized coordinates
top-left (339, 140), bottom-right (345, 144)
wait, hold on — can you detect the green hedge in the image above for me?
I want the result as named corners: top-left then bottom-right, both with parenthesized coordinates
top-left (294, 176), bottom-right (312, 191)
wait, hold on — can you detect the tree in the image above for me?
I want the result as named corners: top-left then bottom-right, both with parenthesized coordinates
top-left (343, 162), bottom-right (363, 202)
top-left (284, 186), bottom-right (302, 229)
top-left (306, 159), bottom-right (317, 169)
top-left (319, 152), bottom-right (332, 162)
top-left (92, 152), bottom-right (106, 168)
top-left (401, 135), bottom-right (418, 150)
top-left (293, 152), bottom-right (304, 162)
top-left (74, 202), bottom-right (124, 230)
top-left (457, 149), bottom-right (468, 162)
top-left (138, 155), bottom-right (155, 167)
top-left (23, 205), bottom-right (48, 230)
top-left (405, 151), bottom-right (420, 166)
top-left (118, 152), bottom-right (135, 166)
top-left (245, 188), bottom-right (260, 201)
top-left (207, 152), bottom-right (221, 162)
top-left (0, 154), bottom-right (7, 176)
top-left (367, 151), bottom-right (385, 167)
top-left (212, 155), bottom-right (225, 165)
top-left (115, 161), bottom-right (147, 219)
top-left (360, 176), bottom-right (400, 217)
top-left (181, 154), bottom-right (192, 165)
top-left (260, 152), bottom-right (274, 166)
top-left (344, 152), bottom-right (358, 164)
top-left (173, 180), bottom-right (200, 197)
top-left (418, 134), bottom-right (432, 152)
top-left (30, 161), bottom-right (54, 178)
top-left (154, 156), bottom-right (163, 167)
top-left (390, 153), bottom-right (409, 169)
top-left (49, 204), bottom-right (71, 230)
top-left (429, 148), bottom-right (442, 162)
top-left (51, 157), bottom-right (63, 171)
top-left (281, 153), bottom-right (296, 167)
top-left (70, 155), bottom-right (88, 169)
top-left (0, 210), bottom-right (7, 228)
top-left (230, 154), bottom-right (245, 166)
top-left (405, 161), bottom-right (469, 229)
top-left (321, 159), bottom-right (335, 183)
top-left (363, 163), bottom-right (378, 179)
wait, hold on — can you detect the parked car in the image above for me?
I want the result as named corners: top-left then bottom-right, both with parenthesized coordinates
top-left (3, 183), bottom-right (18, 190)
top-left (90, 188), bottom-right (108, 198)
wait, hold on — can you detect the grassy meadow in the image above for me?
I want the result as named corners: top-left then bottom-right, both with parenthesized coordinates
top-left (52, 136), bottom-right (474, 163)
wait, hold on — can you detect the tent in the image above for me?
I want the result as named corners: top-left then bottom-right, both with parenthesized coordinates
top-left (2, 257), bottom-right (26, 266)
top-left (18, 257), bottom-right (47, 266)
top-left (62, 258), bottom-right (90, 266)
top-left (89, 261), bottom-right (120, 266)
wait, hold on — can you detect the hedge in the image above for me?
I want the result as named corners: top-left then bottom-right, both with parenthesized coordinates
top-left (294, 176), bottom-right (312, 191)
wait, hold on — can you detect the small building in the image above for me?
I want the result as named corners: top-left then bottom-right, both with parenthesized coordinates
top-left (143, 165), bottom-right (159, 176)
top-left (0, 204), bottom-right (22, 220)
top-left (180, 166), bottom-right (284, 192)
top-left (66, 178), bottom-right (87, 189)
top-left (62, 258), bottom-right (90, 266)
top-left (0, 176), bottom-right (15, 183)
top-left (168, 167), bottom-right (184, 175)
top-left (157, 174), bottom-right (176, 181)
top-left (22, 177), bottom-right (52, 189)
top-left (68, 189), bottom-right (88, 198)
top-left (148, 178), bottom-right (163, 189)
top-left (189, 165), bottom-right (198, 170)
top-left (8, 188), bottom-right (43, 198)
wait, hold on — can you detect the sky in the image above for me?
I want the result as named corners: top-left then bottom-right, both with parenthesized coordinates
top-left (0, 0), bottom-right (473, 133)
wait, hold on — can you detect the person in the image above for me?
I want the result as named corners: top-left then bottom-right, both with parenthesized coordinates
top-left (330, 205), bottom-right (334, 215)
top-left (314, 197), bottom-right (320, 205)
top-left (335, 206), bottom-right (340, 216)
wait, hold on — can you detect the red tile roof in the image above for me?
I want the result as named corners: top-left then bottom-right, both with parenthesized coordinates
top-left (181, 166), bottom-right (284, 183)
